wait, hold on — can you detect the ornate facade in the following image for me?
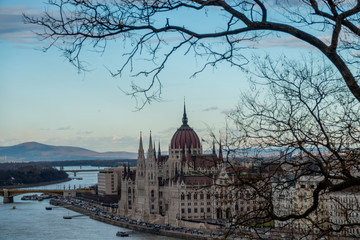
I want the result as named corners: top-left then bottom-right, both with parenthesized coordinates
top-left (118, 104), bottom-right (225, 225)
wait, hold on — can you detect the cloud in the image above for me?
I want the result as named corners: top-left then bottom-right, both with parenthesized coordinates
top-left (112, 135), bottom-right (124, 141)
top-left (221, 108), bottom-right (236, 115)
top-left (57, 126), bottom-right (71, 131)
top-left (202, 106), bottom-right (218, 112)
top-left (0, 6), bottom-right (42, 45)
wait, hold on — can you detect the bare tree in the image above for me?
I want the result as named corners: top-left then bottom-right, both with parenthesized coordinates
top-left (24, 0), bottom-right (360, 107)
top-left (218, 55), bottom-right (360, 238)
top-left (24, 1), bottom-right (360, 238)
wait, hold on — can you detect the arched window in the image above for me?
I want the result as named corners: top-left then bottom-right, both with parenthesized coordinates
top-left (181, 193), bottom-right (185, 200)
top-left (151, 190), bottom-right (154, 198)
top-left (187, 193), bottom-right (191, 200)
top-left (226, 208), bottom-right (231, 219)
top-left (128, 187), bottom-right (131, 194)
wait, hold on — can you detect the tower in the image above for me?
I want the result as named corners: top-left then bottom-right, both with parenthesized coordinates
top-left (134, 132), bottom-right (147, 216)
top-left (145, 132), bottom-right (159, 214)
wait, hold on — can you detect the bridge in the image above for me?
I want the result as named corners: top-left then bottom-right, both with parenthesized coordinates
top-left (64, 169), bottom-right (100, 176)
top-left (0, 188), bottom-right (96, 203)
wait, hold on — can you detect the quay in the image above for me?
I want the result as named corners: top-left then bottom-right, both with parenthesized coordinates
top-left (50, 199), bottom-right (224, 239)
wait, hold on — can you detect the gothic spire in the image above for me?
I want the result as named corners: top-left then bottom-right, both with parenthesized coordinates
top-left (158, 141), bottom-right (161, 161)
top-left (182, 100), bottom-right (188, 126)
top-left (153, 141), bottom-right (156, 159)
top-left (219, 139), bottom-right (223, 160)
top-left (138, 131), bottom-right (144, 158)
top-left (148, 131), bottom-right (153, 152)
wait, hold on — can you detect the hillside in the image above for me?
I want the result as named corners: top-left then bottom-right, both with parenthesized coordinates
top-left (0, 142), bottom-right (137, 162)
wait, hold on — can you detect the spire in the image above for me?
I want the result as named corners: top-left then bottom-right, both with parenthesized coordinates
top-left (182, 100), bottom-right (188, 126)
top-left (127, 161), bottom-right (130, 173)
top-left (148, 131), bottom-right (153, 151)
top-left (158, 141), bottom-right (161, 161)
top-left (138, 131), bottom-right (144, 158)
top-left (153, 141), bottom-right (156, 159)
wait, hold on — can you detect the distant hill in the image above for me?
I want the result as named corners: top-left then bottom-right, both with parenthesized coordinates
top-left (0, 142), bottom-right (137, 162)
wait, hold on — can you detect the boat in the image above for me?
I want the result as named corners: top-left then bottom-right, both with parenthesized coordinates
top-left (12, 206), bottom-right (16, 209)
top-left (116, 231), bottom-right (129, 237)
top-left (63, 216), bottom-right (72, 219)
top-left (45, 207), bottom-right (52, 210)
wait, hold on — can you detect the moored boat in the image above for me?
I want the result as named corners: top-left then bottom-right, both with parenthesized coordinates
top-left (116, 231), bottom-right (129, 237)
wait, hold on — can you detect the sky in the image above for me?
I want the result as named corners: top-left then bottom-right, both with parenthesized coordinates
top-left (0, 0), bottom-right (321, 153)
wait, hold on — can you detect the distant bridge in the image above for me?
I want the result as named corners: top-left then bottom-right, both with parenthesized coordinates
top-left (0, 188), bottom-right (95, 204)
top-left (64, 169), bottom-right (100, 176)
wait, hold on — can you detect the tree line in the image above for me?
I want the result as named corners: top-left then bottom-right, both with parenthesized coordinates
top-left (0, 164), bottom-right (68, 186)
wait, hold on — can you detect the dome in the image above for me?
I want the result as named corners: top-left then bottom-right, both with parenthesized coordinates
top-left (170, 104), bottom-right (201, 149)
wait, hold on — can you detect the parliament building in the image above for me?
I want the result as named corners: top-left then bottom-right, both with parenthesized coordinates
top-left (116, 104), bottom-right (233, 226)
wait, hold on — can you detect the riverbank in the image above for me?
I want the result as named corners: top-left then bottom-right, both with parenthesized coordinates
top-left (50, 199), bottom-right (222, 239)
top-left (1, 178), bottom-right (71, 189)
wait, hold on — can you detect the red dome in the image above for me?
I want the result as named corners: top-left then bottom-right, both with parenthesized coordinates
top-left (170, 103), bottom-right (201, 149)
top-left (171, 125), bottom-right (201, 149)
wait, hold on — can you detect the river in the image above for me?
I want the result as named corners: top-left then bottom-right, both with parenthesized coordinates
top-left (0, 166), bottom-right (178, 240)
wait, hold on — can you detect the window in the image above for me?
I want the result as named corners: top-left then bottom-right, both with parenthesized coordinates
top-left (128, 187), bottom-right (131, 194)
top-left (194, 193), bottom-right (198, 200)
top-left (207, 193), bottom-right (211, 200)
top-left (182, 209), bottom-right (185, 214)
top-left (201, 208), bottom-right (204, 213)
top-left (194, 208), bottom-right (198, 213)
top-left (187, 193), bottom-right (191, 200)
top-left (151, 190), bottom-right (154, 198)
top-left (181, 193), bottom-right (185, 200)
top-left (188, 208), bottom-right (191, 213)
top-left (207, 208), bottom-right (211, 213)
top-left (200, 193), bottom-right (204, 200)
